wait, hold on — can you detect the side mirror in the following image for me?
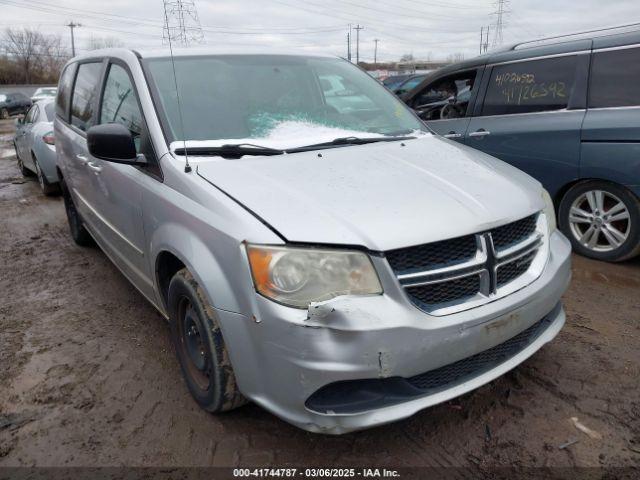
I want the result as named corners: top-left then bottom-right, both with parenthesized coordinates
top-left (87, 123), bottom-right (145, 165)
top-left (15, 115), bottom-right (24, 126)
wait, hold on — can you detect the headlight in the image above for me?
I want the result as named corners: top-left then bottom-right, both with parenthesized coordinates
top-left (542, 189), bottom-right (557, 233)
top-left (246, 244), bottom-right (382, 308)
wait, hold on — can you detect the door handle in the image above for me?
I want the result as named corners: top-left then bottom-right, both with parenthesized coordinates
top-left (87, 162), bottom-right (102, 173)
top-left (76, 154), bottom-right (89, 164)
top-left (468, 129), bottom-right (491, 138)
top-left (443, 132), bottom-right (463, 139)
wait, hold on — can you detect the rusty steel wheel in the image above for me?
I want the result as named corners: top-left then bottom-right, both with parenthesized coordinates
top-left (168, 268), bottom-right (246, 413)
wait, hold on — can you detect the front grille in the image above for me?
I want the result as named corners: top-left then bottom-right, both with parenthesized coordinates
top-left (491, 215), bottom-right (537, 251)
top-left (385, 235), bottom-right (477, 273)
top-left (497, 249), bottom-right (537, 287)
top-left (406, 275), bottom-right (480, 306)
top-left (386, 213), bottom-right (543, 314)
top-left (407, 311), bottom-right (553, 392)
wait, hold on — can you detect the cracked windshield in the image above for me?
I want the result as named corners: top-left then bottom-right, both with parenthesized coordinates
top-left (145, 55), bottom-right (427, 150)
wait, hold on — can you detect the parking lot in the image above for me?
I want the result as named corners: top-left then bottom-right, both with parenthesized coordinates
top-left (0, 117), bottom-right (639, 472)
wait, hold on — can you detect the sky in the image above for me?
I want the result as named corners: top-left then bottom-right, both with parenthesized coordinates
top-left (0, 0), bottom-right (639, 62)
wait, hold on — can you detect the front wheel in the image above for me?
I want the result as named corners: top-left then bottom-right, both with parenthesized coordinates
top-left (559, 181), bottom-right (640, 262)
top-left (1, 108), bottom-right (8, 119)
top-left (168, 269), bottom-right (246, 413)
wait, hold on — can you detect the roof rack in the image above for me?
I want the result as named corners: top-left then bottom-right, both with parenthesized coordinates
top-left (510, 22), bottom-right (640, 50)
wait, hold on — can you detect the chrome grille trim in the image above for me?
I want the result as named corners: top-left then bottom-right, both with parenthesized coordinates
top-left (386, 213), bottom-right (549, 316)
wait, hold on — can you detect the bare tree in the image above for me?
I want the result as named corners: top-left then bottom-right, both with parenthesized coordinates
top-left (1, 28), bottom-right (68, 84)
top-left (2, 28), bottom-right (40, 83)
top-left (399, 53), bottom-right (415, 63)
top-left (446, 52), bottom-right (465, 63)
top-left (87, 36), bottom-right (124, 50)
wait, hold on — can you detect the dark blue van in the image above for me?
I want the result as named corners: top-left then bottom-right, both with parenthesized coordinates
top-left (402, 29), bottom-right (640, 262)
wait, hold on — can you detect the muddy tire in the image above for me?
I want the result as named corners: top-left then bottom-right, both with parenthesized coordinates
top-left (168, 268), bottom-right (246, 413)
top-left (60, 177), bottom-right (94, 246)
top-left (34, 156), bottom-right (60, 196)
top-left (559, 181), bottom-right (640, 262)
top-left (1, 108), bottom-right (8, 119)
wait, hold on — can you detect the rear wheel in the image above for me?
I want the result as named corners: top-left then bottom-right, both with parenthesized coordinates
top-left (15, 144), bottom-right (33, 177)
top-left (34, 156), bottom-right (60, 196)
top-left (60, 177), bottom-right (93, 246)
top-left (168, 269), bottom-right (246, 413)
top-left (559, 181), bottom-right (640, 262)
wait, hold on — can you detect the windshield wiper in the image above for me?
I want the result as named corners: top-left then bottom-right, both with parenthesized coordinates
top-left (174, 143), bottom-right (285, 159)
top-left (286, 135), bottom-right (416, 153)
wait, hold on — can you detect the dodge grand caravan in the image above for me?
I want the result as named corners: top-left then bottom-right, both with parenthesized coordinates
top-left (54, 48), bottom-right (571, 433)
top-left (401, 28), bottom-right (640, 263)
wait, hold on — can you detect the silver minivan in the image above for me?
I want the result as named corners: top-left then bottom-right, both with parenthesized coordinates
top-left (54, 48), bottom-right (571, 434)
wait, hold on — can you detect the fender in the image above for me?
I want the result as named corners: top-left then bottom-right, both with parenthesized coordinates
top-left (150, 222), bottom-right (247, 314)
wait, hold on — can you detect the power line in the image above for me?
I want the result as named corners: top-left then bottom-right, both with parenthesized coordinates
top-left (0, 0), bottom-right (343, 36)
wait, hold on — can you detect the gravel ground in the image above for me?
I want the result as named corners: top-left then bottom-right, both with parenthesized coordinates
top-left (0, 118), bottom-right (639, 475)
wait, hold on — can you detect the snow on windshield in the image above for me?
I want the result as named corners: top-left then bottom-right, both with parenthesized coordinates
top-left (169, 119), bottom-right (427, 153)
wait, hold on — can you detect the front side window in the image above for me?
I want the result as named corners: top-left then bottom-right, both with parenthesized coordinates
top-left (482, 56), bottom-right (578, 116)
top-left (144, 55), bottom-right (426, 147)
top-left (70, 62), bottom-right (102, 131)
top-left (412, 70), bottom-right (477, 121)
top-left (99, 63), bottom-right (143, 151)
top-left (589, 47), bottom-right (640, 108)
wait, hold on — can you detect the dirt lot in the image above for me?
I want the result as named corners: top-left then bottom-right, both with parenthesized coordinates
top-left (0, 118), bottom-right (639, 474)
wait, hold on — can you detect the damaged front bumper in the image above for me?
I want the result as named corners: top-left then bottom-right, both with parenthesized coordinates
top-left (216, 231), bottom-right (572, 434)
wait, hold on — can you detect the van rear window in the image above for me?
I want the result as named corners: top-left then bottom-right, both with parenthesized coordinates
top-left (482, 56), bottom-right (578, 116)
top-left (56, 64), bottom-right (75, 121)
top-left (589, 47), bottom-right (640, 108)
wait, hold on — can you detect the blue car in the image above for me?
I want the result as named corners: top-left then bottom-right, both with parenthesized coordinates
top-left (402, 29), bottom-right (640, 262)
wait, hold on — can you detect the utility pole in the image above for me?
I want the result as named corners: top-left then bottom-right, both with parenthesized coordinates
top-left (347, 24), bottom-right (352, 62)
top-left (485, 25), bottom-right (490, 52)
top-left (354, 24), bottom-right (364, 65)
top-left (374, 38), bottom-right (379, 66)
top-left (66, 21), bottom-right (81, 57)
top-left (480, 25), bottom-right (490, 53)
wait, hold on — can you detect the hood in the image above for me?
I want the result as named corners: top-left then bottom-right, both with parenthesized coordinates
top-left (195, 135), bottom-right (544, 251)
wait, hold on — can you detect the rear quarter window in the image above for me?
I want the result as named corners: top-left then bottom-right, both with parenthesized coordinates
top-left (56, 63), bottom-right (76, 121)
top-left (589, 47), bottom-right (640, 108)
top-left (482, 56), bottom-right (578, 116)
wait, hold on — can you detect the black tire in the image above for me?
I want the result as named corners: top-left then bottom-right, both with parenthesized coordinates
top-left (33, 156), bottom-right (60, 196)
top-left (1, 108), bottom-right (8, 119)
top-left (168, 269), bottom-right (246, 413)
top-left (60, 177), bottom-right (94, 246)
top-left (559, 180), bottom-right (640, 262)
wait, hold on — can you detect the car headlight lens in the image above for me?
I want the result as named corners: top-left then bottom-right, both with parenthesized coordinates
top-left (246, 244), bottom-right (383, 308)
top-left (542, 189), bottom-right (557, 233)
